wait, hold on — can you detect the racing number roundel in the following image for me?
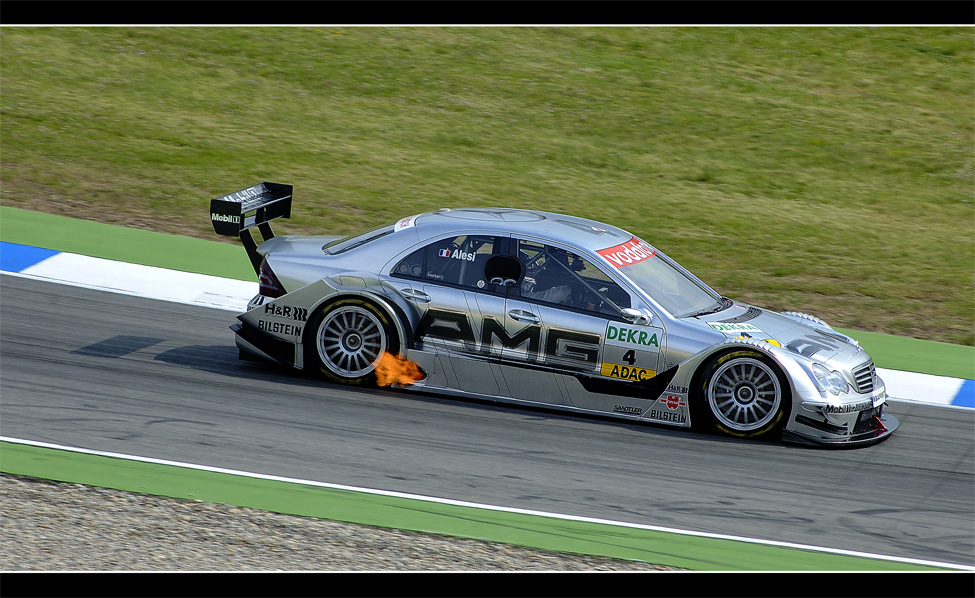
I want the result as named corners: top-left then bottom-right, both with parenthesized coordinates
top-left (600, 320), bottom-right (661, 382)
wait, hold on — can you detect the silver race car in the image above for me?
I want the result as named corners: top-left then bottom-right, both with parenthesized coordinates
top-left (210, 182), bottom-right (897, 446)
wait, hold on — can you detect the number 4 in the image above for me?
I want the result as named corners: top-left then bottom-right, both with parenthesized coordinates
top-left (622, 349), bottom-right (636, 365)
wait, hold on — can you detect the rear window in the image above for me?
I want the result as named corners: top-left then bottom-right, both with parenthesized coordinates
top-left (323, 225), bottom-right (395, 255)
top-left (392, 234), bottom-right (501, 290)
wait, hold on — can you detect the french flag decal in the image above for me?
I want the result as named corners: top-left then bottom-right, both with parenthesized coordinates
top-left (438, 248), bottom-right (452, 258)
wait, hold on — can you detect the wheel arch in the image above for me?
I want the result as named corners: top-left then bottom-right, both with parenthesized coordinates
top-left (686, 338), bottom-right (800, 433)
top-left (303, 290), bottom-right (413, 358)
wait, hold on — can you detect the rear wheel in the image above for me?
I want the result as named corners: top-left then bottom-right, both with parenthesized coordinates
top-left (695, 350), bottom-right (790, 439)
top-left (305, 298), bottom-right (396, 386)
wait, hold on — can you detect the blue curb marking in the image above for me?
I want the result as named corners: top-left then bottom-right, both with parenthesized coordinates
top-left (0, 242), bottom-right (61, 273)
top-left (953, 380), bottom-right (974, 408)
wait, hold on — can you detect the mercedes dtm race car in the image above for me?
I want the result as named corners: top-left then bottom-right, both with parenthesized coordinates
top-left (210, 182), bottom-right (897, 446)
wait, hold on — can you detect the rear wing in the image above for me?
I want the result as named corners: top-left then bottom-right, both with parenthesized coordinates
top-left (210, 182), bottom-right (293, 275)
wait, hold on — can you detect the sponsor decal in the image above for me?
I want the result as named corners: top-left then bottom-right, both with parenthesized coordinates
top-left (258, 320), bottom-right (302, 337)
top-left (786, 333), bottom-right (839, 358)
top-left (220, 186), bottom-right (263, 203)
top-left (732, 333), bottom-right (780, 347)
top-left (660, 394), bottom-right (686, 410)
top-left (210, 212), bottom-right (241, 224)
top-left (418, 309), bottom-right (600, 366)
top-left (647, 410), bottom-right (687, 423)
top-left (823, 400), bottom-right (874, 414)
top-left (613, 404), bottom-right (642, 415)
top-left (601, 363), bottom-right (657, 382)
top-left (394, 215), bottom-right (419, 231)
top-left (438, 248), bottom-right (477, 261)
top-left (666, 384), bottom-right (689, 394)
top-left (597, 237), bottom-right (657, 268)
top-left (708, 322), bottom-right (764, 334)
top-left (605, 322), bottom-right (661, 351)
top-left (234, 187), bottom-right (261, 201)
top-left (872, 390), bottom-right (887, 408)
top-left (264, 304), bottom-right (308, 322)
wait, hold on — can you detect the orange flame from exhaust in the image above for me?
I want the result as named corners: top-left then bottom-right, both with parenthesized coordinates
top-left (374, 352), bottom-right (425, 387)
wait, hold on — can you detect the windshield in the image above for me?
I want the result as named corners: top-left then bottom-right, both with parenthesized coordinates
top-left (597, 237), bottom-right (724, 318)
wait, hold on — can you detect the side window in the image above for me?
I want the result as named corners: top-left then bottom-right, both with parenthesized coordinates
top-left (518, 240), bottom-right (630, 315)
top-left (392, 235), bottom-right (501, 291)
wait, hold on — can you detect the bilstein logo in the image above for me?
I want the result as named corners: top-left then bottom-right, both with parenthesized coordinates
top-left (211, 213), bottom-right (240, 223)
top-left (647, 410), bottom-right (687, 423)
top-left (258, 320), bottom-right (302, 337)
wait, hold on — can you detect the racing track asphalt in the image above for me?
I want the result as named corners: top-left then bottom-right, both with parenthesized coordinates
top-left (1, 275), bottom-right (973, 568)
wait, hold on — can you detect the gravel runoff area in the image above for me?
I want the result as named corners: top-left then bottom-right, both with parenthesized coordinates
top-left (1, 474), bottom-right (680, 571)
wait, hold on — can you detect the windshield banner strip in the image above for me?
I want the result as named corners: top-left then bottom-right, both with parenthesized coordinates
top-left (597, 237), bottom-right (656, 268)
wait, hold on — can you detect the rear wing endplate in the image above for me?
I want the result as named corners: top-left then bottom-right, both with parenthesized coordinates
top-left (210, 182), bottom-right (293, 275)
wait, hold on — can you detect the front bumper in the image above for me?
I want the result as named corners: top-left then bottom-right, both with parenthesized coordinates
top-left (785, 403), bottom-right (899, 447)
top-left (783, 371), bottom-right (898, 446)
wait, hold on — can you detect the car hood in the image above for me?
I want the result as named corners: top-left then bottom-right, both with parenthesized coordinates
top-left (693, 302), bottom-right (864, 364)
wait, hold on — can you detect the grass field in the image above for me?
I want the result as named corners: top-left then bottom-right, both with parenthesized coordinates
top-left (1, 27), bottom-right (972, 345)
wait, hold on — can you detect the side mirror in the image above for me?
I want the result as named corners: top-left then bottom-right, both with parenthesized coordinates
top-left (620, 307), bottom-right (653, 326)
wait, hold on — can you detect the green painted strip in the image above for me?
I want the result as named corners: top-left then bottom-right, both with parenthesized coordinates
top-left (0, 207), bottom-right (975, 379)
top-left (0, 441), bottom-right (946, 571)
top-left (835, 328), bottom-right (974, 381)
top-left (0, 206), bottom-right (255, 281)
top-left (2, 206), bottom-right (972, 379)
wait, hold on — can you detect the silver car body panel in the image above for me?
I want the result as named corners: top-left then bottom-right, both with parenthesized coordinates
top-left (215, 197), bottom-right (897, 447)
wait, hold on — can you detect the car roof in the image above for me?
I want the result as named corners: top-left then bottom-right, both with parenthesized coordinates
top-left (409, 208), bottom-right (637, 253)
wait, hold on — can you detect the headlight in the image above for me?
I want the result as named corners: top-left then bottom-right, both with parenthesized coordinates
top-left (812, 363), bottom-right (850, 395)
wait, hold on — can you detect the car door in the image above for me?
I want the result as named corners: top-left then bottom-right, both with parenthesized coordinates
top-left (390, 233), bottom-right (508, 396)
top-left (510, 238), bottom-right (667, 418)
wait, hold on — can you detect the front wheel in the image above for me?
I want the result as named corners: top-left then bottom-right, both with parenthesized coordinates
top-left (694, 350), bottom-right (790, 439)
top-left (305, 298), bottom-right (397, 386)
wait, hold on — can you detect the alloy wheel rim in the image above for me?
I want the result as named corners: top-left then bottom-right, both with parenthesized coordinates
top-left (707, 358), bottom-right (781, 431)
top-left (317, 306), bottom-right (386, 377)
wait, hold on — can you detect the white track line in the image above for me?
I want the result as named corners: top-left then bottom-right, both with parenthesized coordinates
top-left (3, 436), bottom-right (971, 571)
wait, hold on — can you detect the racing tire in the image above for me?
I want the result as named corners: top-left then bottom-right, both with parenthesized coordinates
top-left (693, 350), bottom-right (791, 439)
top-left (304, 297), bottom-right (398, 386)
